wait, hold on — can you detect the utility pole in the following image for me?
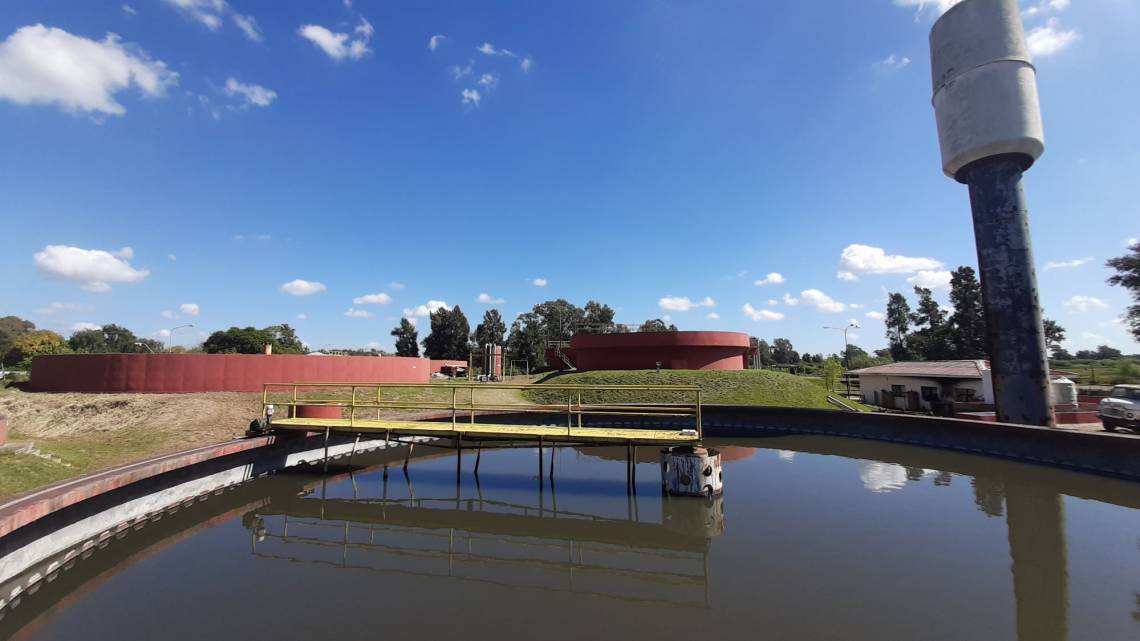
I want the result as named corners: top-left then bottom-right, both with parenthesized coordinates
top-left (930, 0), bottom-right (1054, 426)
top-left (825, 323), bottom-right (858, 397)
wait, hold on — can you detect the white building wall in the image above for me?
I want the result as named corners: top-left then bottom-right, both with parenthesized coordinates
top-left (859, 374), bottom-right (989, 410)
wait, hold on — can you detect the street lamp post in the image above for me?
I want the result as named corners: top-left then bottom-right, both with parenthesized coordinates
top-left (824, 322), bottom-right (859, 397)
top-left (167, 324), bottom-right (194, 351)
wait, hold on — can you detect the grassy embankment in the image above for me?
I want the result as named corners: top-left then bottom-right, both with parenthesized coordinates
top-left (1050, 358), bottom-right (1140, 386)
top-left (524, 369), bottom-right (869, 410)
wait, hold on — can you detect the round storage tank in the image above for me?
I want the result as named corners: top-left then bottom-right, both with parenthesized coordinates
top-left (1051, 377), bottom-right (1077, 409)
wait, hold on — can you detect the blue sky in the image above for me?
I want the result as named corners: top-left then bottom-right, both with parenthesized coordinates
top-left (1, 0), bottom-right (1137, 354)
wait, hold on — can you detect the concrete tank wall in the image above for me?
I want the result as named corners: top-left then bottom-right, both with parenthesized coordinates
top-left (29, 354), bottom-right (431, 393)
top-left (554, 331), bottom-right (751, 371)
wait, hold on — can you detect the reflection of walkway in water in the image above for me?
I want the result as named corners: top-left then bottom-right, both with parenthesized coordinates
top-left (245, 467), bottom-right (724, 608)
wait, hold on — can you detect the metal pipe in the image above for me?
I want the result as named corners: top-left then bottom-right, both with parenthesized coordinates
top-left (960, 154), bottom-right (1054, 426)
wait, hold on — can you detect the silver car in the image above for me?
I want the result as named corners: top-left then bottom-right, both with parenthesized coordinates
top-left (1098, 384), bottom-right (1140, 432)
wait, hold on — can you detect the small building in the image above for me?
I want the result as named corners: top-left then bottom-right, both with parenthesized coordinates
top-left (848, 360), bottom-right (993, 412)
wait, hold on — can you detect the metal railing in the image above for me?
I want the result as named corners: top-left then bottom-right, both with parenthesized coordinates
top-left (263, 381), bottom-right (703, 438)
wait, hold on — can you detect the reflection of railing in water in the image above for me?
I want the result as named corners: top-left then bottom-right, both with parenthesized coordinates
top-left (244, 492), bottom-right (723, 607)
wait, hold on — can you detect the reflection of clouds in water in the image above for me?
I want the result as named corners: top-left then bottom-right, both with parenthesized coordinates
top-left (777, 450), bottom-right (795, 462)
top-left (859, 461), bottom-right (909, 493)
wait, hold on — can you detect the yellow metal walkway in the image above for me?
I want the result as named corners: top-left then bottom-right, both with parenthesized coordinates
top-left (262, 381), bottom-right (702, 445)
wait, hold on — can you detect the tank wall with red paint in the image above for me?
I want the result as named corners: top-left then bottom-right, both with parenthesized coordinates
top-left (553, 331), bottom-right (751, 371)
top-left (29, 354), bottom-right (431, 393)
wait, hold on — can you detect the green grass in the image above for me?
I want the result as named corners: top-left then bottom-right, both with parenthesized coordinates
top-left (0, 450), bottom-right (76, 498)
top-left (523, 369), bottom-right (869, 410)
top-left (1051, 358), bottom-right (1140, 385)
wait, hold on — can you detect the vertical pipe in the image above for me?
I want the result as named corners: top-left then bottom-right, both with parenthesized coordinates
top-left (451, 386), bottom-right (457, 427)
top-left (960, 155), bottom-right (1054, 426)
top-left (322, 426), bottom-right (330, 474)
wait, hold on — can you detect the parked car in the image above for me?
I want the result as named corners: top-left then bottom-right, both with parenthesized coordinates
top-left (1098, 384), bottom-right (1140, 432)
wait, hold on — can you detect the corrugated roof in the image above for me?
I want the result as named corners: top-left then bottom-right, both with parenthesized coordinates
top-left (847, 360), bottom-right (986, 379)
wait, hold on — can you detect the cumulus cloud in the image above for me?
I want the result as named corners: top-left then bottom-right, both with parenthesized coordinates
top-left (520, 57), bottom-right (533, 72)
top-left (389, 281), bottom-right (406, 290)
top-left (279, 279), bottom-right (326, 296)
top-left (1044, 256), bottom-right (1093, 270)
top-left (180, 303), bottom-right (200, 316)
top-left (298, 18), bottom-right (373, 61)
top-left (800, 289), bottom-right (847, 313)
top-left (34, 245), bottom-right (149, 292)
top-left (231, 13), bottom-right (262, 42)
top-left (344, 308), bottom-right (373, 318)
top-left (907, 270), bottom-right (953, 290)
top-left (837, 271), bottom-right (858, 281)
top-left (224, 77), bottom-right (276, 108)
top-left (476, 293), bottom-right (505, 304)
top-left (782, 293), bottom-right (799, 306)
top-left (891, 0), bottom-right (958, 17)
top-left (754, 272), bottom-right (785, 286)
top-left (476, 42), bottom-right (516, 57)
top-left (838, 244), bottom-right (942, 279)
top-left (706, 312), bottom-right (720, 320)
top-left (121, 4), bottom-right (137, 15)
top-left (36, 302), bottom-right (89, 315)
top-left (353, 292), bottom-right (392, 305)
top-left (532, 278), bottom-right (547, 287)
top-left (296, 313), bottom-right (307, 321)
top-left (865, 311), bottom-right (885, 321)
top-left (873, 54), bottom-right (911, 72)
top-left (743, 304), bottom-right (784, 321)
top-left (767, 299), bottom-right (779, 306)
top-left (1064, 295), bottom-right (1108, 313)
top-left (428, 34), bottom-right (445, 51)
top-left (72, 322), bottom-right (102, 332)
top-left (0, 25), bottom-right (178, 116)
top-left (461, 88), bottom-right (481, 106)
top-left (404, 300), bottom-right (449, 318)
top-left (477, 73), bottom-right (499, 90)
top-left (658, 296), bottom-right (715, 312)
top-left (162, 0), bottom-right (226, 30)
top-left (161, 309), bottom-right (178, 320)
top-left (1027, 18), bottom-right (1078, 57)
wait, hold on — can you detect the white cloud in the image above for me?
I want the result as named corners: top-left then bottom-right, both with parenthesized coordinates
top-left (36, 302), bottom-right (89, 315)
top-left (661, 314), bottom-right (672, 323)
top-left (0, 25), bottom-right (178, 116)
top-left (279, 279), bottom-right (326, 296)
top-left (344, 308), bottom-right (374, 318)
top-left (72, 322), bottom-right (102, 332)
top-left (232, 13), bottom-right (262, 42)
top-left (706, 312), bottom-right (720, 320)
top-left (121, 4), bottom-right (137, 15)
top-left (1027, 18), bottom-right (1078, 57)
top-left (849, 303), bottom-right (865, 309)
top-left (477, 73), bottom-right (499, 90)
top-left (476, 42), bottom-right (499, 55)
top-left (389, 281), bottom-right (406, 290)
top-left (450, 59), bottom-right (474, 79)
top-left (800, 289), bottom-right (847, 313)
top-left (296, 313), bottom-right (307, 321)
top-left (743, 304), bottom-right (784, 321)
top-left (767, 299), bottom-right (779, 306)
top-left (865, 311), bottom-right (885, 321)
top-left (154, 328), bottom-right (172, 338)
top-left (428, 34), bottom-right (445, 51)
top-left (754, 272), bottom-right (785, 286)
top-left (180, 303), bottom-right (200, 316)
top-left (782, 293), bottom-right (799, 306)
top-left (224, 77), bottom-right (276, 108)
top-left (907, 270), bottom-right (953, 290)
top-left (1064, 295), bottom-right (1108, 313)
top-left (461, 88), bottom-right (481, 106)
top-left (658, 296), bottom-right (715, 312)
top-left (532, 278), bottom-right (547, 287)
top-left (1126, 238), bottom-right (1138, 248)
top-left (837, 271), bottom-right (858, 281)
top-left (520, 57), bottom-right (533, 72)
top-left (1044, 256), bottom-right (1093, 270)
top-left (891, 0), bottom-right (958, 16)
top-left (298, 18), bottom-right (373, 61)
top-left (161, 309), bottom-right (177, 320)
top-left (33, 244), bottom-right (150, 292)
top-left (839, 244), bottom-right (942, 277)
top-left (476, 293), bottom-right (505, 304)
top-left (1080, 331), bottom-right (1111, 346)
top-left (162, 0), bottom-right (226, 30)
top-left (404, 300), bottom-right (449, 318)
top-left (873, 54), bottom-right (911, 72)
top-left (353, 292), bottom-right (392, 305)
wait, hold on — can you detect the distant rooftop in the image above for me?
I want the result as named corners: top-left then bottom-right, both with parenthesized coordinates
top-left (847, 360), bottom-right (986, 379)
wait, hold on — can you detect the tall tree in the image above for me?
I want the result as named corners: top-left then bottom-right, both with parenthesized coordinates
top-left (533, 299), bottom-right (585, 342)
top-left (204, 327), bottom-right (273, 354)
top-left (423, 305), bottom-right (471, 360)
top-left (581, 301), bottom-right (617, 334)
top-left (5, 330), bottom-right (70, 369)
top-left (1042, 318), bottom-right (1066, 358)
top-left (884, 292), bottom-right (912, 361)
top-left (638, 319), bottom-right (678, 332)
top-left (910, 286), bottom-right (950, 360)
top-left (771, 338), bottom-right (798, 364)
top-left (754, 338), bottom-right (773, 367)
top-left (947, 266), bottom-right (987, 358)
top-left (265, 324), bottom-right (306, 354)
top-left (505, 312), bottom-right (545, 368)
top-left (390, 319), bottom-right (419, 357)
top-left (0, 316), bottom-right (35, 359)
top-left (474, 309), bottom-right (507, 348)
top-left (1106, 242), bottom-right (1140, 341)
top-left (67, 324), bottom-right (160, 353)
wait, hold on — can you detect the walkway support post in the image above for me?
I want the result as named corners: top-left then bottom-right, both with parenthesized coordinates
top-left (930, 0), bottom-right (1054, 426)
